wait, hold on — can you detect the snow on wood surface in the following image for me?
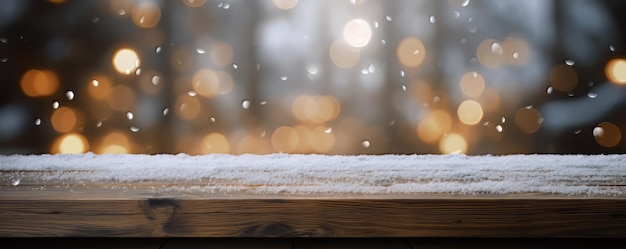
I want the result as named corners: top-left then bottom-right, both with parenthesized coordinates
top-left (1, 153), bottom-right (625, 196)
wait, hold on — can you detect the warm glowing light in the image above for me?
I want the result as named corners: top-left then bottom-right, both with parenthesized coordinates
top-left (502, 36), bottom-right (530, 65)
top-left (457, 100), bottom-right (483, 125)
top-left (175, 95), bottom-right (201, 120)
top-left (110, 0), bottom-right (132, 16)
top-left (343, 19), bottom-right (372, 48)
top-left (201, 133), bottom-right (230, 154)
top-left (20, 69), bottom-right (59, 97)
top-left (514, 107), bottom-right (543, 134)
top-left (605, 58), bottom-right (626, 84)
top-left (192, 68), bottom-right (220, 98)
top-left (131, 2), bottom-right (161, 28)
top-left (107, 85), bottom-right (135, 111)
top-left (417, 110), bottom-right (452, 144)
top-left (52, 133), bottom-right (89, 154)
top-left (102, 145), bottom-right (128, 154)
top-left (459, 71), bottom-right (485, 98)
top-left (236, 135), bottom-right (272, 154)
top-left (273, 0), bottom-right (298, 9)
top-left (182, 0), bottom-right (206, 7)
top-left (51, 107), bottom-right (77, 133)
top-left (549, 64), bottom-right (578, 92)
top-left (439, 133), bottom-right (467, 154)
top-left (292, 95), bottom-right (341, 123)
top-left (310, 126), bottom-right (335, 153)
top-left (87, 75), bottom-right (113, 100)
top-left (210, 40), bottom-right (234, 68)
top-left (329, 39), bottom-right (361, 68)
top-left (293, 125), bottom-right (312, 153)
top-left (216, 71), bottom-right (234, 94)
top-left (593, 122), bottom-right (621, 147)
top-left (476, 39), bottom-right (503, 68)
top-left (98, 131), bottom-right (131, 154)
top-left (112, 48), bottom-right (140, 75)
top-left (397, 37), bottom-right (426, 67)
top-left (271, 126), bottom-right (299, 153)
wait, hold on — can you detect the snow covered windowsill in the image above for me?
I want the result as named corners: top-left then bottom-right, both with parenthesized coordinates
top-left (1, 153), bottom-right (626, 237)
top-left (1, 153), bottom-right (625, 196)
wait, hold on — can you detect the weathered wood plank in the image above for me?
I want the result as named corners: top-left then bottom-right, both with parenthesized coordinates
top-left (0, 238), bottom-right (166, 249)
top-left (408, 238), bottom-right (626, 249)
top-left (294, 238), bottom-right (412, 249)
top-left (161, 238), bottom-right (292, 249)
top-left (1, 194), bottom-right (625, 237)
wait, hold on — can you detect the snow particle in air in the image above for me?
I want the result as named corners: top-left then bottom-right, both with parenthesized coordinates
top-left (429, 16), bottom-right (436, 24)
top-left (65, 90), bottom-right (75, 100)
top-left (126, 111), bottom-right (134, 120)
top-left (362, 140), bottom-right (370, 148)
top-left (280, 75), bottom-right (288, 81)
top-left (151, 75), bottom-right (160, 85)
top-left (35, 118), bottom-right (41, 126)
top-left (162, 108), bottom-right (169, 116)
top-left (565, 59), bottom-right (575, 66)
top-left (587, 92), bottom-right (597, 99)
top-left (242, 100), bottom-right (251, 109)
top-left (52, 101), bottom-right (59, 109)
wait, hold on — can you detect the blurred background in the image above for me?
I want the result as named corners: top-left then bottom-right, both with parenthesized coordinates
top-left (1, 0), bottom-right (626, 155)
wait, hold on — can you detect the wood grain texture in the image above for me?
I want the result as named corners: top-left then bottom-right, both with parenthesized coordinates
top-left (1, 162), bottom-right (625, 238)
top-left (161, 238), bottom-right (292, 249)
top-left (0, 238), bottom-right (166, 249)
top-left (294, 238), bottom-right (412, 249)
top-left (1, 194), bottom-right (625, 238)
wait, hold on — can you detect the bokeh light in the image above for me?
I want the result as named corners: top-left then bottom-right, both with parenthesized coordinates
top-left (514, 106), bottom-right (543, 134)
top-left (201, 132), bottom-right (230, 154)
top-left (182, 0), bottom-right (207, 8)
top-left (87, 75), bottom-right (113, 100)
top-left (271, 126), bottom-right (299, 153)
top-left (593, 122), bottom-right (621, 147)
top-left (605, 58), bottom-right (626, 84)
top-left (459, 71), bottom-right (485, 98)
top-left (329, 39), bottom-right (361, 68)
top-left (51, 107), bottom-right (77, 133)
top-left (417, 110), bottom-right (452, 144)
top-left (397, 37), bottom-right (426, 68)
top-left (476, 39), bottom-right (503, 68)
top-left (292, 95), bottom-right (341, 124)
top-left (343, 19), bottom-right (372, 48)
top-left (210, 40), bottom-right (234, 68)
top-left (273, 0), bottom-right (298, 10)
top-left (549, 64), bottom-right (578, 92)
top-left (439, 133), bottom-right (468, 154)
top-left (192, 68), bottom-right (220, 98)
top-left (52, 133), bottom-right (89, 154)
top-left (98, 131), bottom-right (131, 154)
top-left (131, 2), bottom-right (161, 28)
top-left (112, 48), bottom-right (140, 75)
top-left (457, 100), bottom-right (483, 125)
top-left (20, 69), bottom-right (59, 97)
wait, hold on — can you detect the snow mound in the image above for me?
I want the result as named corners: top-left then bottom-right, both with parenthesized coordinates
top-left (1, 153), bottom-right (625, 196)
